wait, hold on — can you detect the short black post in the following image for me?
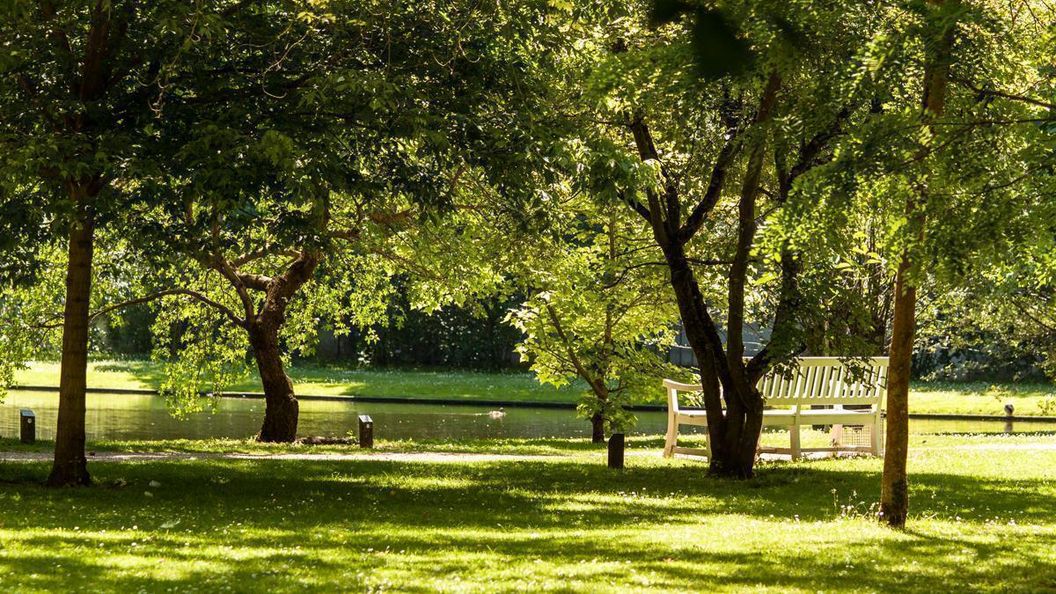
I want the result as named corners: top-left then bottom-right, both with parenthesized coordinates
top-left (607, 432), bottom-right (624, 469)
top-left (20, 409), bottom-right (36, 444)
top-left (358, 415), bottom-right (373, 449)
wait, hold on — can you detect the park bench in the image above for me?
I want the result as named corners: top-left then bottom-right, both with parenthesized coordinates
top-left (663, 356), bottom-right (889, 460)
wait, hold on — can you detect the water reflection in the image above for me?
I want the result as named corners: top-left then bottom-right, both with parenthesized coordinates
top-left (2, 390), bottom-right (1054, 442)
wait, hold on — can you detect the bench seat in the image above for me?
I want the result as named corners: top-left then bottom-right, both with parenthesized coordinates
top-left (663, 357), bottom-right (888, 460)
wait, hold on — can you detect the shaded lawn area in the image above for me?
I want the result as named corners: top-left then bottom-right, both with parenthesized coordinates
top-left (12, 360), bottom-right (1056, 415)
top-left (1, 435), bottom-right (1054, 592)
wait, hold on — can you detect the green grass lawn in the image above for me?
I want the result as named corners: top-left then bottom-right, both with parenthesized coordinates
top-left (1, 433), bottom-right (1054, 592)
top-left (11, 360), bottom-right (1056, 416)
top-left (13, 360), bottom-right (586, 403)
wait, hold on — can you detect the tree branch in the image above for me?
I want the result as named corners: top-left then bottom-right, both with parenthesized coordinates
top-left (35, 289), bottom-right (247, 330)
top-left (678, 132), bottom-right (742, 244)
top-left (210, 254), bottom-right (258, 319)
top-left (953, 76), bottom-right (1056, 110)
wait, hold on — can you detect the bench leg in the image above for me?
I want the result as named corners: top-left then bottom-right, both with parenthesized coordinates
top-left (663, 414), bottom-right (677, 458)
top-left (830, 424), bottom-right (845, 451)
top-left (870, 418), bottom-right (882, 456)
top-left (790, 425), bottom-right (801, 461)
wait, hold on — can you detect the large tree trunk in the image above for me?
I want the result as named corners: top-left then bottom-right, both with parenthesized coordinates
top-left (719, 390), bottom-right (765, 478)
top-left (665, 249), bottom-right (762, 477)
top-left (880, 0), bottom-right (954, 529)
top-left (250, 322), bottom-right (299, 443)
top-left (218, 251), bottom-right (319, 442)
top-left (48, 202), bottom-right (95, 487)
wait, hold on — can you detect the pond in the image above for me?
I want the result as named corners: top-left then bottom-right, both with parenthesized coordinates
top-left (2, 390), bottom-right (1055, 442)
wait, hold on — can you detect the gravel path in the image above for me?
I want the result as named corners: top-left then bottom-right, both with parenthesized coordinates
top-left (0, 450), bottom-right (580, 463)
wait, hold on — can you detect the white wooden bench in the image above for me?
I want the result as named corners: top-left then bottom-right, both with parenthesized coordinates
top-left (663, 357), bottom-right (889, 460)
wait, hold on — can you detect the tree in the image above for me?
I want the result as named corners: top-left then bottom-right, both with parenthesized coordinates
top-left (0, 0), bottom-right (237, 485)
top-left (508, 199), bottom-right (679, 443)
top-left (575, 1), bottom-right (887, 477)
top-left (763, 0), bottom-right (1055, 524)
top-left (117, 0), bottom-right (573, 442)
top-left (880, 0), bottom-right (956, 526)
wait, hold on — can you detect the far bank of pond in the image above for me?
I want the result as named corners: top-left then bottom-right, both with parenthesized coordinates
top-left (3, 390), bottom-right (1055, 443)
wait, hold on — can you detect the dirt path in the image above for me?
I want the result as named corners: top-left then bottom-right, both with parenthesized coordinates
top-left (0, 450), bottom-right (578, 464)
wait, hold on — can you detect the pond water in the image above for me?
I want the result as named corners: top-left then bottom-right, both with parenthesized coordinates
top-left (2, 390), bottom-right (1055, 442)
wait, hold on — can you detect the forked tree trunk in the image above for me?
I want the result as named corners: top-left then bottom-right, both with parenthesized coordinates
top-left (48, 202), bottom-right (95, 487)
top-left (880, 0), bottom-right (954, 529)
top-left (219, 251), bottom-right (318, 442)
top-left (666, 250), bottom-right (764, 478)
top-left (250, 322), bottom-right (299, 443)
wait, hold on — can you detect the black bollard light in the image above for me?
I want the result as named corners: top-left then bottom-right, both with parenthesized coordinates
top-left (608, 432), bottom-right (625, 469)
top-left (20, 409), bottom-right (36, 444)
top-left (358, 414), bottom-right (374, 449)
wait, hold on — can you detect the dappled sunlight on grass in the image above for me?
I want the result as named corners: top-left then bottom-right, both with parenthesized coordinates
top-left (1, 434), bottom-right (1055, 591)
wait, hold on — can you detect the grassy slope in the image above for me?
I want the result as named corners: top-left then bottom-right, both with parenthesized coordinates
top-left (11, 360), bottom-right (1056, 416)
top-left (0, 433), bottom-right (1054, 592)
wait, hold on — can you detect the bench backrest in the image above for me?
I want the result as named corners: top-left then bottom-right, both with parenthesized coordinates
top-left (663, 356), bottom-right (889, 411)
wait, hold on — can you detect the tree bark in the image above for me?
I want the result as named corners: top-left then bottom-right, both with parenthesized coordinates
top-left (880, 261), bottom-right (915, 526)
top-left (242, 251), bottom-right (319, 442)
top-left (880, 0), bottom-right (954, 529)
top-left (664, 246), bottom-right (757, 476)
top-left (717, 74), bottom-right (781, 478)
top-left (250, 321), bottom-right (299, 443)
top-left (591, 412), bottom-right (606, 444)
top-left (48, 197), bottom-right (95, 487)
top-left (625, 74), bottom-right (783, 478)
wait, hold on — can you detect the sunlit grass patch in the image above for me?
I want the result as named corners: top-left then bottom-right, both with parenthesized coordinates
top-left (1, 433), bottom-right (1055, 592)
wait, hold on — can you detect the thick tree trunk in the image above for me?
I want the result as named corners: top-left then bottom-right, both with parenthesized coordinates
top-left (880, 0), bottom-right (953, 529)
top-left (591, 412), bottom-right (605, 444)
top-left (719, 393), bottom-right (765, 478)
top-left (664, 249), bottom-right (763, 477)
top-left (250, 323), bottom-right (299, 443)
top-left (48, 204), bottom-right (95, 487)
top-left (216, 251), bottom-right (319, 442)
